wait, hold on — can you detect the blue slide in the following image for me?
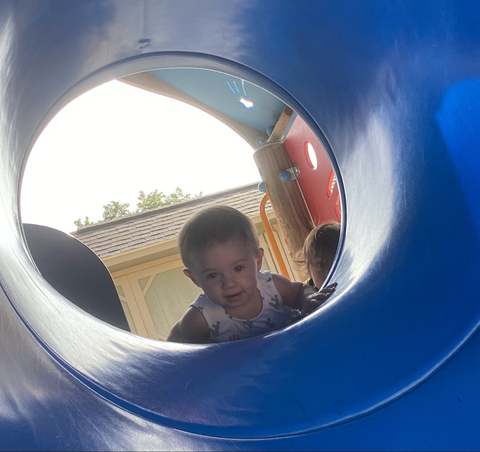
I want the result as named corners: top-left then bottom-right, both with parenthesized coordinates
top-left (1, 1), bottom-right (480, 449)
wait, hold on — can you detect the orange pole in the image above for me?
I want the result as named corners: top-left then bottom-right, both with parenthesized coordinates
top-left (259, 193), bottom-right (290, 279)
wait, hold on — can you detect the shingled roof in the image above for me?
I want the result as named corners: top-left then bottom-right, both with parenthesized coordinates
top-left (72, 182), bottom-right (270, 259)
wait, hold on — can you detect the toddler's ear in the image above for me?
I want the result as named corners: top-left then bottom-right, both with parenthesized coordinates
top-left (183, 268), bottom-right (200, 287)
top-left (256, 248), bottom-right (264, 271)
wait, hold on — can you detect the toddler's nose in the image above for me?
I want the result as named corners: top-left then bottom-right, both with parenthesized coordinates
top-left (221, 273), bottom-right (237, 289)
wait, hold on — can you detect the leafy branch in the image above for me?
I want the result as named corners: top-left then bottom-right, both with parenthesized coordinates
top-left (74, 187), bottom-right (202, 229)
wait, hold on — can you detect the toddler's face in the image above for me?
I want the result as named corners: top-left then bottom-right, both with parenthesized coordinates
top-left (308, 256), bottom-right (333, 289)
top-left (184, 238), bottom-right (263, 317)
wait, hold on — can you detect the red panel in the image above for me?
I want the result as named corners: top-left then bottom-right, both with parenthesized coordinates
top-left (283, 115), bottom-right (340, 225)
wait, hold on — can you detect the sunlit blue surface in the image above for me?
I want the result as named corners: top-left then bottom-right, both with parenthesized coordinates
top-left (436, 79), bottom-right (480, 237)
top-left (1, 0), bottom-right (480, 449)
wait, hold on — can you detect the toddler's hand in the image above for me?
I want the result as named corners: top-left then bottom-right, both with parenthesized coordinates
top-left (302, 282), bottom-right (337, 316)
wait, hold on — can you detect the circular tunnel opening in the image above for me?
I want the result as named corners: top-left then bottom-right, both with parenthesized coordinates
top-left (10, 54), bottom-right (357, 440)
top-left (21, 66), bottom-right (342, 344)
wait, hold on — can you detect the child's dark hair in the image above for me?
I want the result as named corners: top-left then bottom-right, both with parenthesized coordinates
top-left (178, 206), bottom-right (260, 269)
top-left (299, 222), bottom-right (340, 271)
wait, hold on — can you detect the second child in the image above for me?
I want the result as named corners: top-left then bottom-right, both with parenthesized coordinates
top-left (299, 222), bottom-right (341, 290)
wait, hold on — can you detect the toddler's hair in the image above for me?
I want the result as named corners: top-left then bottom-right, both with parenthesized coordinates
top-left (178, 206), bottom-right (260, 269)
top-left (299, 222), bottom-right (340, 271)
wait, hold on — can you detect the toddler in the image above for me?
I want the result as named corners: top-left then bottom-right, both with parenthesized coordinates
top-left (299, 222), bottom-right (340, 290)
top-left (167, 206), bottom-right (337, 343)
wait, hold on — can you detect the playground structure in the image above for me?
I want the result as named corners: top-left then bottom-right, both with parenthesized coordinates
top-left (1, 1), bottom-right (480, 450)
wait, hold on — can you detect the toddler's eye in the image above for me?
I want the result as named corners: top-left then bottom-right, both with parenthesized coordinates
top-left (234, 265), bottom-right (244, 272)
top-left (207, 273), bottom-right (218, 279)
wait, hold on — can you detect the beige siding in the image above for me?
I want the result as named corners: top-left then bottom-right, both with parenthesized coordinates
top-left (144, 268), bottom-right (203, 339)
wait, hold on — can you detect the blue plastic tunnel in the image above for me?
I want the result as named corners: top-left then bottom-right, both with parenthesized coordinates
top-left (1, 1), bottom-right (480, 450)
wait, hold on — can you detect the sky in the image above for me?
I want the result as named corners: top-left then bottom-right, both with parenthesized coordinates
top-left (20, 80), bottom-right (261, 233)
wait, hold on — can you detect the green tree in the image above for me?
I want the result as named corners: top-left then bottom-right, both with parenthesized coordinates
top-left (74, 216), bottom-right (94, 229)
top-left (164, 187), bottom-right (202, 206)
top-left (136, 189), bottom-right (167, 212)
top-left (73, 187), bottom-right (202, 230)
top-left (136, 187), bottom-right (202, 212)
top-left (102, 201), bottom-right (131, 221)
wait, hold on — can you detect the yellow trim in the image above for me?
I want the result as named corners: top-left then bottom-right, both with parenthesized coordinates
top-left (114, 276), bottom-right (149, 338)
top-left (110, 252), bottom-right (182, 279)
top-left (127, 272), bottom-right (162, 340)
top-left (103, 237), bottom-right (178, 272)
top-left (140, 275), bottom-right (155, 296)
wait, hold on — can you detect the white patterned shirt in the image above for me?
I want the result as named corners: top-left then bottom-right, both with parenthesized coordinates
top-left (190, 270), bottom-right (294, 342)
